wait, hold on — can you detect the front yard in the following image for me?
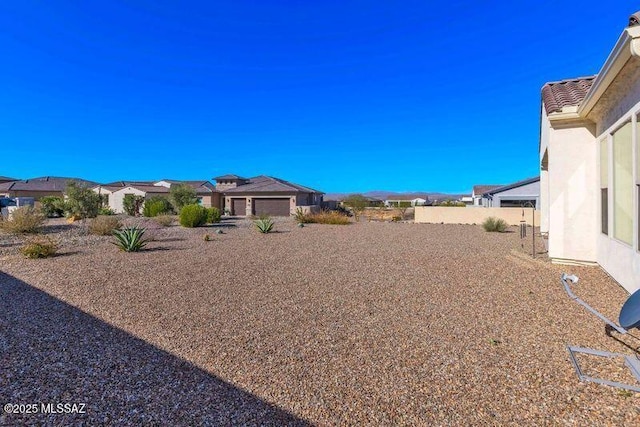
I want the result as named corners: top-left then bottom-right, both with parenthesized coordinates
top-left (1, 219), bottom-right (638, 425)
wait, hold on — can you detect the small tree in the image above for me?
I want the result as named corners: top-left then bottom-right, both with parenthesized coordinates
top-left (170, 184), bottom-right (198, 212)
top-left (123, 194), bottom-right (145, 216)
top-left (64, 182), bottom-right (101, 219)
top-left (40, 196), bottom-right (65, 218)
top-left (142, 196), bottom-right (173, 217)
top-left (396, 201), bottom-right (412, 220)
top-left (342, 194), bottom-right (368, 221)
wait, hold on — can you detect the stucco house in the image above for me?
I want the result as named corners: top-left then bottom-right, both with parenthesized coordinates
top-left (217, 174), bottom-right (323, 216)
top-left (94, 180), bottom-right (219, 214)
top-left (481, 177), bottom-right (540, 209)
top-left (471, 185), bottom-right (502, 207)
top-left (384, 194), bottom-right (429, 207)
top-left (540, 15), bottom-right (640, 293)
top-left (0, 176), bottom-right (97, 200)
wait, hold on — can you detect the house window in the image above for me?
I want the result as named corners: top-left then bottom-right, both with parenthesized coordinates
top-left (612, 122), bottom-right (633, 245)
top-left (600, 138), bottom-right (608, 235)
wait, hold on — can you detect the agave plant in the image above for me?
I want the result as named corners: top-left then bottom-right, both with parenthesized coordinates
top-left (254, 216), bottom-right (275, 234)
top-left (112, 226), bottom-right (148, 252)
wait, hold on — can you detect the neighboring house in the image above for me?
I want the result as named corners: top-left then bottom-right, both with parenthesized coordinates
top-left (385, 194), bottom-right (430, 207)
top-left (481, 177), bottom-right (540, 209)
top-left (0, 176), bottom-right (97, 200)
top-left (218, 175), bottom-right (323, 216)
top-left (471, 185), bottom-right (502, 207)
top-left (94, 180), bottom-right (220, 214)
top-left (539, 16), bottom-right (640, 293)
top-left (459, 195), bottom-right (474, 206)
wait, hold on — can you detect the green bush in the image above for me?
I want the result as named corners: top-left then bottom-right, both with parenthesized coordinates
top-left (20, 236), bottom-right (58, 259)
top-left (98, 207), bottom-right (115, 215)
top-left (123, 194), bottom-right (145, 216)
top-left (113, 226), bottom-right (148, 252)
top-left (153, 214), bottom-right (175, 227)
top-left (170, 184), bottom-right (198, 212)
top-left (143, 196), bottom-right (173, 217)
top-left (179, 204), bottom-right (207, 227)
top-left (254, 215), bottom-right (275, 233)
top-left (40, 196), bottom-right (65, 218)
top-left (482, 217), bottom-right (508, 232)
top-left (0, 206), bottom-right (45, 234)
top-left (88, 216), bottom-right (122, 236)
top-left (64, 181), bottom-right (101, 219)
top-left (206, 207), bottom-right (221, 224)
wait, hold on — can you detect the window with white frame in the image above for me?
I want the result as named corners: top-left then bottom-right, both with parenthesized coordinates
top-left (612, 122), bottom-right (633, 245)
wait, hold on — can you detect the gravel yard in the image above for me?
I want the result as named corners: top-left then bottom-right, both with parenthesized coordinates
top-left (1, 217), bottom-right (639, 425)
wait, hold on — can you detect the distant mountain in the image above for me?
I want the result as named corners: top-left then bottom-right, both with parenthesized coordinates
top-left (324, 191), bottom-right (469, 201)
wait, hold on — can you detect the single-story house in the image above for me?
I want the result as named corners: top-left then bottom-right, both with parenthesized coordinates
top-left (384, 194), bottom-right (430, 207)
top-left (471, 185), bottom-right (503, 207)
top-left (94, 180), bottom-right (220, 214)
top-left (540, 13), bottom-right (640, 293)
top-left (218, 175), bottom-right (323, 216)
top-left (481, 176), bottom-right (540, 209)
top-left (0, 176), bottom-right (97, 200)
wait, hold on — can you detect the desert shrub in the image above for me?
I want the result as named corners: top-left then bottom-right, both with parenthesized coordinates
top-left (342, 195), bottom-right (368, 221)
top-left (482, 216), bottom-right (508, 232)
top-left (20, 236), bottom-right (58, 259)
top-left (123, 194), bottom-right (145, 216)
top-left (254, 215), bottom-right (275, 233)
top-left (203, 234), bottom-right (211, 241)
top-left (170, 184), bottom-right (198, 212)
top-left (179, 204), bottom-right (207, 227)
top-left (153, 214), bottom-right (175, 227)
top-left (0, 206), bottom-right (45, 234)
top-left (64, 182), bottom-right (101, 219)
top-left (88, 216), bottom-right (122, 235)
top-left (143, 196), bottom-right (173, 217)
top-left (40, 196), bottom-right (65, 218)
top-left (113, 226), bottom-right (148, 252)
top-left (437, 199), bottom-right (466, 207)
top-left (206, 207), bottom-right (221, 224)
top-left (303, 210), bottom-right (350, 225)
top-left (98, 207), bottom-right (115, 215)
top-left (293, 208), bottom-right (311, 224)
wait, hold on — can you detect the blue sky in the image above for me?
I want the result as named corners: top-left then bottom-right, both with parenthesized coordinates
top-left (0, 1), bottom-right (633, 193)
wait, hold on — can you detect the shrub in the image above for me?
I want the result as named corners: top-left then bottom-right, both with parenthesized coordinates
top-left (64, 182), bottom-right (101, 219)
top-left (20, 236), bottom-right (59, 259)
top-left (203, 234), bottom-right (211, 241)
top-left (88, 216), bottom-right (122, 236)
top-left (179, 204), bottom-right (207, 227)
top-left (482, 217), bottom-right (508, 232)
top-left (153, 215), bottom-right (175, 227)
top-left (254, 215), bottom-right (275, 233)
top-left (0, 206), bottom-right (45, 234)
top-left (98, 207), bottom-right (115, 215)
top-left (170, 184), bottom-right (198, 212)
top-left (123, 194), bottom-right (145, 216)
top-left (342, 195), bottom-right (368, 221)
top-left (40, 196), bottom-right (65, 218)
top-left (113, 226), bottom-right (148, 252)
top-left (302, 210), bottom-right (350, 225)
top-left (206, 207), bottom-right (221, 224)
top-left (143, 196), bottom-right (173, 217)
top-left (293, 208), bottom-right (311, 224)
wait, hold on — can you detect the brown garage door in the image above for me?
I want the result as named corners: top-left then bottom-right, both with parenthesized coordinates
top-left (231, 198), bottom-right (246, 216)
top-left (253, 198), bottom-right (291, 216)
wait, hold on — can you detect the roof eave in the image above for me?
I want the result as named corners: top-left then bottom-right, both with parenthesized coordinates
top-left (578, 26), bottom-right (640, 117)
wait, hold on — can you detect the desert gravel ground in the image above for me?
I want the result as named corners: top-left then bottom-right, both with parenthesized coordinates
top-left (1, 217), bottom-right (639, 425)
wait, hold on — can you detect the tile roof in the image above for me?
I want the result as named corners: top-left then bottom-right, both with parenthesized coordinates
top-left (214, 174), bottom-right (247, 181)
top-left (103, 180), bottom-right (217, 194)
top-left (481, 176), bottom-right (540, 195)
top-left (385, 194), bottom-right (429, 201)
top-left (0, 177), bottom-right (97, 192)
top-left (224, 176), bottom-right (323, 194)
top-left (541, 76), bottom-right (596, 115)
top-left (0, 176), bottom-right (17, 181)
top-left (473, 185), bottom-right (503, 196)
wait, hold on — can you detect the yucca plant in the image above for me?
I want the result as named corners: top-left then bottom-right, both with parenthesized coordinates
top-left (112, 226), bottom-right (148, 252)
top-left (254, 216), bottom-right (275, 234)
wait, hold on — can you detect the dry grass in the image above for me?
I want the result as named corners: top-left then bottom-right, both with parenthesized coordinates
top-left (298, 210), bottom-right (351, 225)
top-left (0, 206), bottom-right (45, 234)
top-left (88, 215), bottom-right (122, 236)
top-left (1, 219), bottom-right (639, 425)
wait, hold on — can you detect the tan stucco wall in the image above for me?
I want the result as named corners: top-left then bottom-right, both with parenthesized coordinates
top-left (414, 207), bottom-right (539, 226)
top-left (546, 122), bottom-right (598, 263)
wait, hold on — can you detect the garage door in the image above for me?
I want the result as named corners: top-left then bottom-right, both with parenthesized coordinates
top-left (231, 198), bottom-right (246, 216)
top-left (253, 198), bottom-right (291, 216)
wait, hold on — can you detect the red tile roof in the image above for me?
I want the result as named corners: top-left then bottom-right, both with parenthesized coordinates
top-left (541, 76), bottom-right (596, 115)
